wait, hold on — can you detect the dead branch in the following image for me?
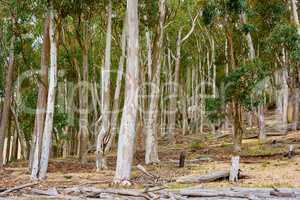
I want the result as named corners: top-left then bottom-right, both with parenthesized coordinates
top-left (31, 188), bottom-right (58, 196)
top-left (179, 190), bottom-right (258, 200)
top-left (78, 187), bottom-right (151, 200)
top-left (137, 164), bottom-right (159, 180)
top-left (176, 171), bottom-right (229, 183)
top-left (0, 182), bottom-right (38, 196)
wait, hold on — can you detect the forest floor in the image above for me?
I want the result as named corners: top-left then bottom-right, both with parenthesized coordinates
top-left (1, 127), bottom-right (300, 199)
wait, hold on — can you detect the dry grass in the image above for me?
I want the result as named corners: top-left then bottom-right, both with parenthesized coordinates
top-left (1, 131), bottom-right (300, 192)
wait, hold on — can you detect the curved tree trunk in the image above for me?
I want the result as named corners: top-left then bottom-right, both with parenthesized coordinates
top-left (96, 0), bottom-right (112, 170)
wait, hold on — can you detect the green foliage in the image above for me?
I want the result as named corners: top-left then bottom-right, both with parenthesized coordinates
top-left (266, 24), bottom-right (300, 61)
top-left (205, 97), bottom-right (225, 123)
top-left (20, 88), bottom-right (38, 141)
top-left (241, 23), bottom-right (255, 34)
top-left (202, 1), bottom-right (217, 26)
top-left (226, 0), bottom-right (246, 14)
top-left (54, 105), bottom-right (69, 140)
top-left (224, 59), bottom-right (269, 110)
top-left (254, 0), bottom-right (287, 29)
top-left (190, 141), bottom-right (205, 151)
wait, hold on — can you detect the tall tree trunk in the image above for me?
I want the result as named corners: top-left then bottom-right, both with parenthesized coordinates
top-left (145, 0), bottom-right (165, 165)
top-left (0, 15), bottom-right (15, 167)
top-left (291, 0), bottom-right (300, 34)
top-left (79, 22), bottom-right (90, 164)
top-left (282, 48), bottom-right (289, 133)
top-left (290, 0), bottom-right (300, 130)
top-left (106, 15), bottom-right (127, 152)
top-left (30, 14), bottom-right (50, 178)
top-left (240, 11), bottom-right (266, 142)
top-left (226, 22), bottom-right (243, 182)
top-left (114, 0), bottom-right (139, 185)
top-left (38, 8), bottom-right (57, 179)
top-left (96, 0), bottom-right (112, 170)
top-left (167, 29), bottom-right (181, 141)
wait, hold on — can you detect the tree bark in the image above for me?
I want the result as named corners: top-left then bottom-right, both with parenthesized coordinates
top-left (30, 14), bottom-right (50, 178)
top-left (38, 8), bottom-right (57, 179)
top-left (229, 156), bottom-right (240, 182)
top-left (167, 29), bottom-right (181, 141)
top-left (105, 15), bottom-right (127, 153)
top-left (79, 22), bottom-right (90, 165)
top-left (282, 49), bottom-right (289, 133)
top-left (0, 15), bottom-right (15, 167)
top-left (145, 0), bottom-right (165, 165)
top-left (114, 0), bottom-right (139, 184)
top-left (291, 0), bottom-right (300, 34)
top-left (96, 0), bottom-right (112, 170)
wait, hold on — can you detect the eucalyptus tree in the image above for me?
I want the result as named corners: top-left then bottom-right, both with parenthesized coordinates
top-left (114, 0), bottom-right (139, 185)
top-left (0, 10), bottom-right (15, 167)
top-left (96, 0), bottom-right (112, 170)
top-left (144, 0), bottom-right (166, 165)
top-left (30, 12), bottom-right (50, 178)
top-left (166, 1), bottom-right (200, 142)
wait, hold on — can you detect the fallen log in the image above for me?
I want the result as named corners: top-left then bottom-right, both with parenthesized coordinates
top-left (179, 190), bottom-right (258, 200)
top-left (31, 187), bottom-right (58, 196)
top-left (244, 133), bottom-right (287, 140)
top-left (270, 190), bottom-right (296, 198)
top-left (0, 182), bottom-right (38, 196)
top-left (176, 171), bottom-right (229, 183)
top-left (270, 187), bottom-right (297, 198)
top-left (0, 189), bottom-right (6, 193)
top-left (78, 187), bottom-right (151, 200)
top-left (78, 179), bottom-right (111, 186)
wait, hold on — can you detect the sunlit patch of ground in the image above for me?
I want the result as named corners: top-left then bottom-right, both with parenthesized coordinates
top-left (1, 131), bottom-right (299, 194)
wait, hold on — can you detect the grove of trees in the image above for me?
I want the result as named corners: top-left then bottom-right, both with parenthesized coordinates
top-left (0, 0), bottom-right (299, 187)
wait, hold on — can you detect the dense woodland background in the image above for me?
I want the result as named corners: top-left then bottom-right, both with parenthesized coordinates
top-left (0, 0), bottom-right (300, 196)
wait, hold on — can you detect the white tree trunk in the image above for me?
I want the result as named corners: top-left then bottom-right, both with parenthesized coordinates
top-left (229, 156), bottom-right (240, 182)
top-left (167, 29), bottom-right (181, 140)
top-left (290, 0), bottom-right (300, 130)
top-left (291, 0), bottom-right (300, 34)
top-left (144, 0), bottom-right (165, 165)
top-left (282, 49), bottom-right (289, 133)
top-left (38, 8), bottom-right (57, 180)
top-left (96, 0), bottom-right (112, 171)
top-left (114, 0), bottom-right (139, 185)
top-left (240, 12), bottom-right (255, 60)
top-left (258, 104), bottom-right (266, 141)
top-left (79, 37), bottom-right (89, 164)
top-left (106, 15), bottom-right (127, 153)
top-left (31, 14), bottom-right (50, 179)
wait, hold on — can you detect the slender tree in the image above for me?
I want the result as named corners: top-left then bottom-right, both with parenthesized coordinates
top-left (114, 0), bottom-right (139, 185)
top-left (96, 0), bottom-right (112, 170)
top-left (38, 7), bottom-right (57, 179)
top-left (0, 14), bottom-right (15, 167)
top-left (31, 13), bottom-right (50, 178)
